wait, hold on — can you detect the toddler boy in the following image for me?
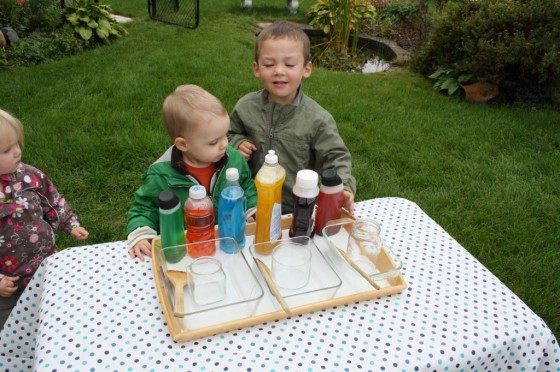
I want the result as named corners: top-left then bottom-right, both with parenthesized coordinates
top-left (127, 85), bottom-right (257, 261)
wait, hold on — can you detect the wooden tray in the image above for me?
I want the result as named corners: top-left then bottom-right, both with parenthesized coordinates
top-left (152, 213), bottom-right (407, 342)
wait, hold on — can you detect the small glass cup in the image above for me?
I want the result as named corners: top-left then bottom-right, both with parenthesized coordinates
top-left (187, 257), bottom-right (226, 305)
top-left (271, 242), bottom-right (312, 290)
top-left (347, 219), bottom-right (382, 262)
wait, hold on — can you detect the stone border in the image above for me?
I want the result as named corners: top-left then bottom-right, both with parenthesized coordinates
top-left (256, 22), bottom-right (409, 69)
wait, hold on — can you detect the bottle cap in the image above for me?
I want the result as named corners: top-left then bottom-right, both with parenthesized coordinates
top-left (159, 190), bottom-right (180, 210)
top-left (189, 185), bottom-right (207, 199)
top-left (295, 169), bottom-right (319, 189)
top-left (321, 169), bottom-right (343, 187)
top-left (264, 150), bottom-right (278, 165)
top-left (226, 168), bottom-right (239, 182)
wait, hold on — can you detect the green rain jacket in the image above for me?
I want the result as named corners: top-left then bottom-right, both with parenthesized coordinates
top-left (229, 88), bottom-right (356, 213)
top-left (127, 145), bottom-right (257, 237)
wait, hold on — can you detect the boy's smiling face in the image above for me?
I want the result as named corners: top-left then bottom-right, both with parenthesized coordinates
top-left (253, 37), bottom-right (312, 105)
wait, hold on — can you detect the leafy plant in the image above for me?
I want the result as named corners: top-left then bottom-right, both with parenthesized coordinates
top-left (379, 0), bottom-right (419, 25)
top-left (62, 0), bottom-right (127, 43)
top-left (429, 68), bottom-right (475, 97)
top-left (307, 0), bottom-right (376, 56)
top-left (411, 0), bottom-right (560, 105)
top-left (0, 0), bottom-right (62, 35)
top-left (1, 27), bottom-right (84, 67)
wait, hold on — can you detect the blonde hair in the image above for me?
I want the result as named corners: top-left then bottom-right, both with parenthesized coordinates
top-left (255, 21), bottom-right (311, 64)
top-left (0, 108), bottom-right (24, 151)
top-left (162, 84), bottom-right (227, 139)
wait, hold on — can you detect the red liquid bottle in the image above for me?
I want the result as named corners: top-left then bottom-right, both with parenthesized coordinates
top-left (184, 185), bottom-right (216, 258)
top-left (314, 169), bottom-right (344, 236)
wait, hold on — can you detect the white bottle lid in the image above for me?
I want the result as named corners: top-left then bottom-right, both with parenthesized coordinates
top-left (189, 185), bottom-right (207, 199)
top-left (264, 150), bottom-right (278, 165)
top-left (295, 169), bottom-right (319, 189)
top-left (226, 168), bottom-right (239, 182)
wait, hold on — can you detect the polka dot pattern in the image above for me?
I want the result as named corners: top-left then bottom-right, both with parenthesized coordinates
top-left (1, 198), bottom-right (559, 371)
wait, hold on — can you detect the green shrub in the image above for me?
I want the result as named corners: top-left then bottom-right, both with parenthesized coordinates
top-left (1, 0), bottom-right (127, 68)
top-left (0, 0), bottom-right (62, 35)
top-left (367, 0), bottom-right (429, 52)
top-left (62, 0), bottom-right (127, 43)
top-left (307, 0), bottom-right (376, 56)
top-left (378, 0), bottom-right (419, 25)
top-left (411, 0), bottom-right (560, 105)
top-left (0, 27), bottom-right (84, 67)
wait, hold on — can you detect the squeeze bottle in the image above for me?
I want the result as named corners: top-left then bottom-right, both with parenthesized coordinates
top-left (254, 150), bottom-right (286, 254)
top-left (314, 169), bottom-right (344, 236)
top-left (158, 190), bottom-right (186, 263)
top-left (289, 169), bottom-right (319, 238)
top-left (218, 168), bottom-right (246, 253)
top-left (184, 185), bottom-right (216, 258)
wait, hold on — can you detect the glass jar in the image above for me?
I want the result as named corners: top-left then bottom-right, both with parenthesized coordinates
top-left (347, 219), bottom-right (382, 261)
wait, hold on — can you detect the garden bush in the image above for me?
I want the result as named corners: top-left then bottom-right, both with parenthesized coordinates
top-left (370, 0), bottom-right (423, 51)
top-left (307, 0), bottom-right (376, 70)
top-left (2, 28), bottom-right (85, 66)
top-left (411, 0), bottom-right (560, 106)
top-left (0, 0), bottom-right (62, 35)
top-left (1, 0), bottom-right (126, 68)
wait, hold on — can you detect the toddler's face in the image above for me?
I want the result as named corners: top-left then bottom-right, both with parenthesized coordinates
top-left (0, 127), bottom-right (21, 175)
top-left (253, 37), bottom-right (312, 105)
top-left (180, 112), bottom-right (229, 168)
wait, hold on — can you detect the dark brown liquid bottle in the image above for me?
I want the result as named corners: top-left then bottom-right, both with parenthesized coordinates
top-left (289, 170), bottom-right (319, 238)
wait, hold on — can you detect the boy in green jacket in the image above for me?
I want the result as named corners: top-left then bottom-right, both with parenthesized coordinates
top-left (127, 85), bottom-right (257, 261)
top-left (228, 21), bottom-right (356, 214)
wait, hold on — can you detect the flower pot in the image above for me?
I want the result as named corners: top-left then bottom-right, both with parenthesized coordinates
top-left (462, 82), bottom-right (499, 102)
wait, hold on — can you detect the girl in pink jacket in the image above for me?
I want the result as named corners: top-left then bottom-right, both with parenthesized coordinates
top-left (0, 108), bottom-right (89, 330)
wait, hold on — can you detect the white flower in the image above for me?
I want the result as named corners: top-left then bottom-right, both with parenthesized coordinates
top-left (16, 197), bottom-right (29, 209)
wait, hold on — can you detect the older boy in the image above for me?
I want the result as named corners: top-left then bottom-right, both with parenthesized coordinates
top-left (127, 85), bottom-right (257, 261)
top-left (228, 21), bottom-right (356, 214)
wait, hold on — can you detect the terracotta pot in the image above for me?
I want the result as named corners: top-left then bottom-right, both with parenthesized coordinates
top-left (462, 82), bottom-right (499, 102)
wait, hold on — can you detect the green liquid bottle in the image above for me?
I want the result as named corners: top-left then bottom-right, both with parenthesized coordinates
top-left (159, 190), bottom-right (186, 263)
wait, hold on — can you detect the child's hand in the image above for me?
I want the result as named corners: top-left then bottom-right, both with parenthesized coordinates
top-left (238, 141), bottom-right (257, 160)
top-left (71, 226), bottom-right (89, 241)
top-left (129, 239), bottom-right (153, 262)
top-left (0, 275), bottom-right (19, 297)
top-left (343, 190), bottom-right (355, 215)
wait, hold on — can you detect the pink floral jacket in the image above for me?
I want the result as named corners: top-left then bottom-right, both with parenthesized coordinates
top-left (0, 163), bottom-right (81, 290)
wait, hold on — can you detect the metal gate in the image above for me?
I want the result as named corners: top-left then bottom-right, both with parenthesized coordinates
top-left (148, 0), bottom-right (199, 29)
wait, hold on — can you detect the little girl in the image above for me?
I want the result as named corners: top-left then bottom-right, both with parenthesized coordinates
top-left (0, 108), bottom-right (89, 330)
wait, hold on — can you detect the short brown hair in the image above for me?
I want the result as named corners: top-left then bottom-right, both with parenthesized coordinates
top-left (255, 21), bottom-right (311, 64)
top-left (162, 84), bottom-right (227, 139)
top-left (0, 108), bottom-right (24, 151)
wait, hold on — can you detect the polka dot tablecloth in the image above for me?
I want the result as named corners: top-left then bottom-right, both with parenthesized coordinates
top-left (1, 198), bottom-right (559, 371)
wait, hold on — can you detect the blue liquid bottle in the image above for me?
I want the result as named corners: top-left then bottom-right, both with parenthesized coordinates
top-left (218, 168), bottom-right (246, 253)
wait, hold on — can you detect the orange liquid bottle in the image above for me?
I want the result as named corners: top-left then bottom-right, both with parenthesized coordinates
top-left (254, 150), bottom-right (286, 254)
top-left (184, 185), bottom-right (216, 258)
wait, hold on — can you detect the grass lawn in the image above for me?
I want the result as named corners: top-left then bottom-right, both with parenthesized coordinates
top-left (1, 0), bottom-right (558, 339)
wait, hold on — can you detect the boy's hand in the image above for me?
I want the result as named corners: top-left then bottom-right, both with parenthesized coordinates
top-left (129, 239), bottom-right (153, 262)
top-left (343, 190), bottom-right (355, 215)
top-left (238, 141), bottom-right (257, 160)
top-left (0, 275), bottom-right (20, 297)
top-left (71, 226), bottom-right (89, 241)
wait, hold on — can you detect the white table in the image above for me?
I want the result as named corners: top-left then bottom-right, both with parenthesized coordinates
top-left (1, 198), bottom-right (559, 371)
